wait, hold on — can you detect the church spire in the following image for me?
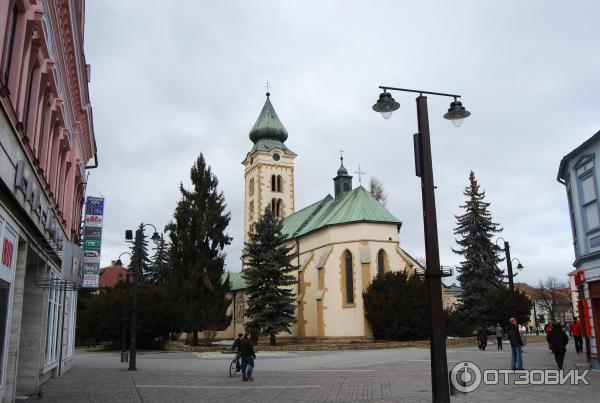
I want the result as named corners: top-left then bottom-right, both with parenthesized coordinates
top-left (333, 152), bottom-right (353, 198)
top-left (249, 93), bottom-right (288, 143)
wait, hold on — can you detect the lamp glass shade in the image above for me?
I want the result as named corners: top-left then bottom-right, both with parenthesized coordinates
top-left (151, 232), bottom-right (160, 244)
top-left (443, 100), bottom-right (471, 126)
top-left (451, 118), bottom-right (464, 127)
top-left (372, 91), bottom-right (400, 119)
top-left (380, 110), bottom-right (393, 119)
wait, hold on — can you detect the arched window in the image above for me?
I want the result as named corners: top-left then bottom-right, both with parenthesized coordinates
top-left (3, 4), bottom-right (19, 83)
top-left (377, 249), bottom-right (385, 277)
top-left (343, 183), bottom-right (350, 192)
top-left (344, 251), bottom-right (354, 304)
top-left (248, 178), bottom-right (254, 196)
top-left (276, 199), bottom-right (283, 218)
top-left (271, 198), bottom-right (276, 214)
top-left (271, 175), bottom-right (276, 191)
top-left (277, 175), bottom-right (283, 192)
top-left (248, 200), bottom-right (254, 221)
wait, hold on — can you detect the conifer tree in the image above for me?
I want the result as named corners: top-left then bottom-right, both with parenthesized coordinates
top-left (453, 171), bottom-right (504, 323)
top-left (166, 153), bottom-right (232, 345)
top-left (149, 234), bottom-right (169, 284)
top-left (243, 208), bottom-right (297, 345)
top-left (130, 223), bottom-right (151, 280)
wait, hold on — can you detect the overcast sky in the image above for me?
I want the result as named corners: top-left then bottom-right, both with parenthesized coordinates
top-left (84, 1), bottom-right (600, 286)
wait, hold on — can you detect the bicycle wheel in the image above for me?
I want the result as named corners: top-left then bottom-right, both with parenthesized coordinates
top-left (229, 359), bottom-right (237, 377)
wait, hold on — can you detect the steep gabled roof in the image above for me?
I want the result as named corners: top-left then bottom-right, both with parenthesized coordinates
top-left (222, 271), bottom-right (246, 291)
top-left (282, 186), bottom-right (401, 239)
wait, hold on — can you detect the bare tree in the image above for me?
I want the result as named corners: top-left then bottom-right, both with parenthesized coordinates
top-left (537, 277), bottom-right (570, 323)
top-left (369, 177), bottom-right (388, 206)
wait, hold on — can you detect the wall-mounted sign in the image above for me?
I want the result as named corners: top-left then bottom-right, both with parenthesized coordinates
top-left (81, 196), bottom-right (104, 288)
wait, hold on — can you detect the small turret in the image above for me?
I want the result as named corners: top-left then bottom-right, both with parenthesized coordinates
top-left (333, 155), bottom-right (353, 197)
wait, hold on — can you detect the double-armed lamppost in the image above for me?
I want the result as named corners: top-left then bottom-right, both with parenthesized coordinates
top-left (373, 86), bottom-right (470, 403)
top-left (115, 251), bottom-right (132, 363)
top-left (124, 224), bottom-right (160, 371)
top-left (495, 237), bottom-right (524, 293)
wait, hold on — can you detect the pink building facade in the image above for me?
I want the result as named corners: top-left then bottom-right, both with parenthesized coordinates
top-left (0, 1), bottom-right (96, 401)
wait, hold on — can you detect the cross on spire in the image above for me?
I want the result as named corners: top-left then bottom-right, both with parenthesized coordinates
top-left (354, 165), bottom-right (365, 184)
top-left (339, 148), bottom-right (344, 163)
top-left (264, 81), bottom-right (271, 95)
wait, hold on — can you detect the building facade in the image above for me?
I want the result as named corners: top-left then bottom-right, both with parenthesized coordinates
top-left (0, 1), bottom-right (96, 400)
top-left (217, 93), bottom-right (421, 341)
top-left (558, 130), bottom-right (600, 370)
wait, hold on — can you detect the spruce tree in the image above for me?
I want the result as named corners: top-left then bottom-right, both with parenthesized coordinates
top-left (453, 171), bottom-right (504, 324)
top-left (243, 208), bottom-right (297, 345)
top-left (149, 234), bottom-right (169, 284)
top-left (166, 153), bottom-right (232, 345)
top-left (130, 223), bottom-right (151, 281)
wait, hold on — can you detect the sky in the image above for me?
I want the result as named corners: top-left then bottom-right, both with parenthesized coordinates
top-left (83, 0), bottom-right (600, 286)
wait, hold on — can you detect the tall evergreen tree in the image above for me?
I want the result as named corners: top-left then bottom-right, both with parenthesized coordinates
top-left (130, 223), bottom-right (151, 281)
top-left (149, 234), bottom-right (170, 284)
top-left (166, 153), bottom-right (232, 345)
top-left (243, 208), bottom-right (297, 345)
top-left (453, 171), bottom-right (504, 323)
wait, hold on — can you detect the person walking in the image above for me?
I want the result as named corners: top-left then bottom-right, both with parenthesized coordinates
top-left (239, 332), bottom-right (256, 381)
top-left (495, 323), bottom-right (504, 350)
top-left (477, 324), bottom-right (488, 351)
top-left (548, 323), bottom-right (569, 370)
top-left (570, 317), bottom-right (583, 354)
top-left (507, 317), bottom-right (524, 370)
top-left (544, 323), bottom-right (553, 351)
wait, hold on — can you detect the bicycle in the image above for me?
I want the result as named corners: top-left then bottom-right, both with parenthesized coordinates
top-left (229, 353), bottom-right (241, 377)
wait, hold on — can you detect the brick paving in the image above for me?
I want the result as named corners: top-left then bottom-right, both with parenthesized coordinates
top-left (31, 342), bottom-right (599, 402)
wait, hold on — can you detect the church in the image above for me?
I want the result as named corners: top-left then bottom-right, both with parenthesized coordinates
top-left (219, 93), bottom-right (422, 341)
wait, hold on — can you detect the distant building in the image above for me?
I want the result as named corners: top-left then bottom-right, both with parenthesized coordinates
top-left (515, 282), bottom-right (572, 332)
top-left (558, 130), bottom-right (600, 369)
top-left (441, 283), bottom-right (463, 311)
top-left (98, 262), bottom-right (128, 288)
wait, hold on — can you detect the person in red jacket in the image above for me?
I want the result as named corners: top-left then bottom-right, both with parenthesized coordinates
top-left (570, 317), bottom-right (583, 354)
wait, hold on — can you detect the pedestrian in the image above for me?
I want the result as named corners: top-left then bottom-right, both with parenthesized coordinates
top-left (548, 323), bottom-right (569, 370)
top-left (495, 323), bottom-right (504, 350)
top-left (544, 323), bottom-right (553, 351)
top-left (239, 332), bottom-right (256, 381)
top-left (477, 323), bottom-right (488, 351)
top-left (231, 333), bottom-right (244, 370)
top-left (507, 317), bottom-right (524, 370)
top-left (570, 317), bottom-right (583, 354)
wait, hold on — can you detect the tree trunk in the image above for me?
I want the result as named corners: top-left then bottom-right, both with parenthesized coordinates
top-left (192, 328), bottom-right (198, 346)
top-left (269, 333), bottom-right (276, 346)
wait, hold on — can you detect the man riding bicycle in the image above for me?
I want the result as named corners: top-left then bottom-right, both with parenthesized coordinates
top-left (231, 333), bottom-right (243, 370)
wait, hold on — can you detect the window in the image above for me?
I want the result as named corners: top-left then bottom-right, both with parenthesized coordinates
top-left (377, 249), bottom-right (385, 277)
top-left (277, 175), bottom-right (282, 192)
top-left (248, 200), bottom-right (254, 221)
top-left (271, 198), bottom-right (282, 217)
top-left (248, 178), bottom-right (254, 196)
top-left (271, 175), bottom-right (276, 191)
top-left (271, 175), bottom-right (283, 192)
top-left (345, 251), bottom-right (354, 304)
top-left (576, 157), bottom-right (600, 233)
top-left (45, 269), bottom-right (62, 365)
top-left (343, 183), bottom-right (350, 192)
top-left (566, 179), bottom-right (579, 256)
top-left (3, 5), bottom-right (18, 83)
top-left (24, 64), bottom-right (38, 132)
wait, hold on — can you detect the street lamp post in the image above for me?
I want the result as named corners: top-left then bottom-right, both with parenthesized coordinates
top-left (373, 86), bottom-right (470, 403)
top-left (115, 252), bottom-right (132, 363)
top-left (124, 224), bottom-right (160, 371)
top-left (495, 237), bottom-right (524, 292)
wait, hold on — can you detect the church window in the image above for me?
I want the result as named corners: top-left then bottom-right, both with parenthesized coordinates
top-left (272, 153), bottom-right (280, 161)
top-left (249, 200), bottom-right (254, 221)
top-left (249, 178), bottom-right (254, 196)
top-left (377, 249), bottom-right (385, 277)
top-left (271, 175), bottom-right (276, 191)
top-left (277, 175), bottom-right (283, 192)
top-left (344, 251), bottom-right (354, 304)
top-left (343, 183), bottom-right (350, 192)
top-left (276, 199), bottom-right (283, 218)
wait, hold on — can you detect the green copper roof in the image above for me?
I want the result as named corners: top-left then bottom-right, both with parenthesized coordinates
top-left (249, 138), bottom-right (296, 156)
top-left (249, 94), bottom-right (288, 143)
top-left (222, 271), bottom-right (247, 291)
top-left (282, 186), bottom-right (401, 239)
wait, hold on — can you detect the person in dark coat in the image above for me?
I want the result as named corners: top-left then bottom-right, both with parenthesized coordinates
top-left (477, 324), bottom-right (488, 351)
top-left (548, 323), bottom-right (569, 370)
top-left (231, 333), bottom-right (243, 370)
top-left (239, 333), bottom-right (256, 381)
top-left (507, 317), bottom-right (524, 370)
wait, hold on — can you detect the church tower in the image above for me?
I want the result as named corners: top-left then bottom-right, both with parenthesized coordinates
top-left (242, 93), bottom-right (296, 244)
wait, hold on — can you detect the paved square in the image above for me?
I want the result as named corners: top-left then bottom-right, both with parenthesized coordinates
top-left (33, 342), bottom-right (599, 402)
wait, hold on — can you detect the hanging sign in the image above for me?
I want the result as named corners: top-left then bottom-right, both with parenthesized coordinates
top-left (82, 197), bottom-right (104, 288)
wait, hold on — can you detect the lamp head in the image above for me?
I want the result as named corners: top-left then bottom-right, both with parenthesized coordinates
top-left (372, 90), bottom-right (400, 119)
top-left (151, 232), bottom-right (161, 244)
top-left (115, 259), bottom-right (123, 267)
top-left (443, 98), bottom-right (471, 127)
top-left (516, 262), bottom-right (524, 270)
